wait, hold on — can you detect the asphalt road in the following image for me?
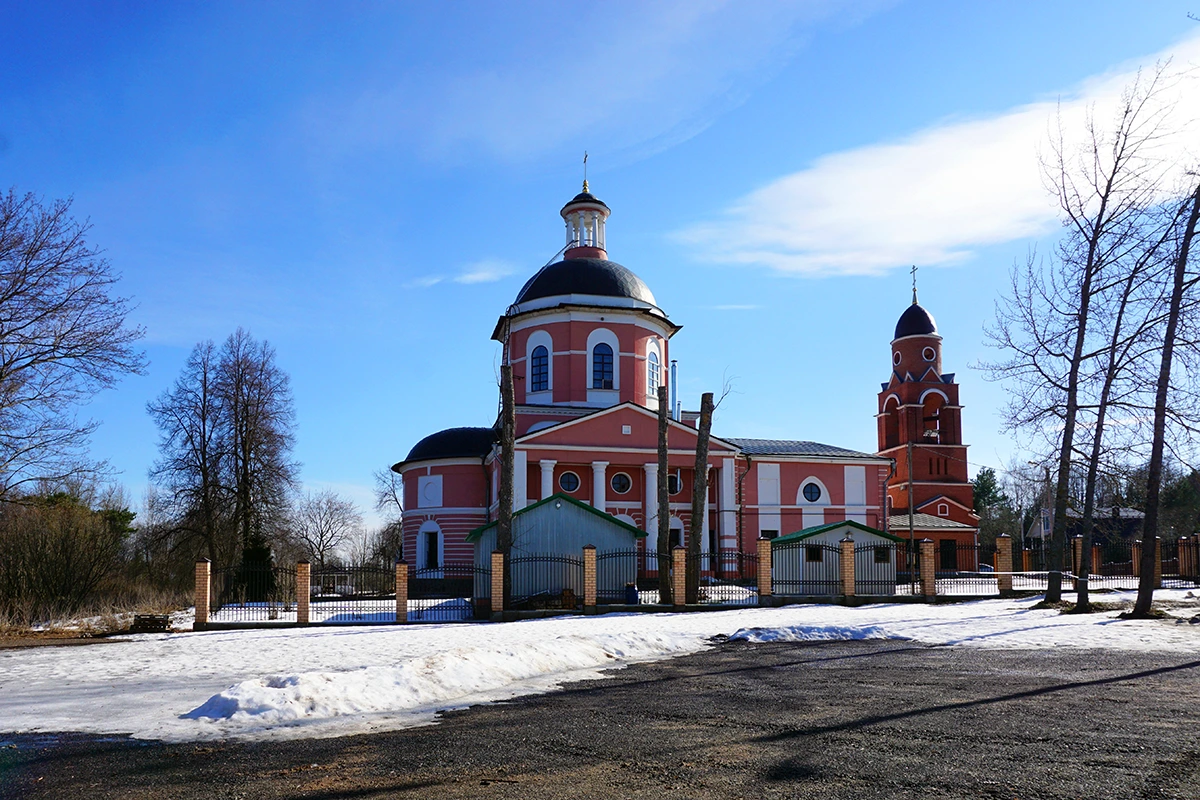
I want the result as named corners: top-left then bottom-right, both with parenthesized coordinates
top-left (1, 639), bottom-right (1197, 799)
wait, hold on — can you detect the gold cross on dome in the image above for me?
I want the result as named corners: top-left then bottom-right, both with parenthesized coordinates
top-left (911, 265), bottom-right (918, 304)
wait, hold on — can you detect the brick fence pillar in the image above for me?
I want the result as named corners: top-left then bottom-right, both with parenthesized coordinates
top-left (996, 534), bottom-right (1012, 593)
top-left (395, 560), bottom-right (408, 623)
top-left (672, 546), bottom-right (687, 609)
top-left (839, 536), bottom-right (855, 597)
top-left (757, 537), bottom-right (772, 602)
top-left (1154, 537), bottom-right (1162, 589)
top-left (1093, 545), bottom-right (1104, 579)
top-left (194, 559), bottom-right (211, 631)
top-left (582, 545), bottom-right (597, 609)
top-left (1133, 542), bottom-right (1142, 578)
top-left (1023, 548), bottom-right (1032, 572)
top-left (491, 551), bottom-right (505, 614)
top-left (296, 561), bottom-right (310, 625)
top-left (919, 539), bottom-right (936, 597)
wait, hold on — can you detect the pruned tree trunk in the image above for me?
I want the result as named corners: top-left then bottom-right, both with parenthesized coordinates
top-left (686, 392), bottom-right (714, 604)
top-left (498, 363), bottom-right (516, 607)
top-left (657, 384), bottom-right (671, 605)
top-left (1134, 181), bottom-right (1200, 617)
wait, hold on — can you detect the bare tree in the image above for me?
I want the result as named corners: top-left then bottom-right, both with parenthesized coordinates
top-left (372, 467), bottom-right (405, 564)
top-left (293, 489), bottom-right (362, 570)
top-left (984, 68), bottom-right (1176, 603)
top-left (1133, 179), bottom-right (1200, 616)
top-left (216, 329), bottom-right (298, 553)
top-left (147, 341), bottom-right (230, 563)
top-left (685, 392), bottom-right (715, 604)
top-left (0, 190), bottom-right (146, 500)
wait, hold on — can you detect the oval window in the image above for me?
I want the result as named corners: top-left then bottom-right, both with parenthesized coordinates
top-left (559, 471), bottom-right (580, 493)
top-left (668, 473), bottom-right (682, 495)
top-left (893, 351), bottom-right (901, 365)
top-left (802, 482), bottom-right (822, 502)
top-left (922, 347), bottom-right (936, 362)
top-left (610, 473), bottom-right (632, 494)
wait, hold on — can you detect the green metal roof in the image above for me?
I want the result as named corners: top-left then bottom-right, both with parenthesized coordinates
top-left (772, 519), bottom-right (905, 545)
top-left (465, 492), bottom-right (648, 542)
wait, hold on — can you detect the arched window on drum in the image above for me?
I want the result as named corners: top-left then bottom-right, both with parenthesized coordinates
top-left (530, 345), bottom-right (549, 392)
top-left (592, 343), bottom-right (614, 389)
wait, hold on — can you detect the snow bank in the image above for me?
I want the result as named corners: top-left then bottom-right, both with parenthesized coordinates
top-left (1, 591), bottom-right (1196, 743)
top-left (180, 629), bottom-right (702, 738)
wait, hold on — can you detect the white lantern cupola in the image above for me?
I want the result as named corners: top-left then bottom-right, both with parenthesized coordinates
top-left (561, 180), bottom-right (610, 260)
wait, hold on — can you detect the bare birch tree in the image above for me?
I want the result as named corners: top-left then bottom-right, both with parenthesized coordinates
top-left (294, 489), bottom-right (363, 570)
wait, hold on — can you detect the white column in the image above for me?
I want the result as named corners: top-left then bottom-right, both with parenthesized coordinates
top-left (720, 457), bottom-right (737, 549)
top-left (514, 450), bottom-right (528, 508)
top-left (540, 459), bottom-right (556, 501)
top-left (701, 470), bottom-right (711, 553)
top-left (644, 463), bottom-right (658, 534)
top-left (591, 461), bottom-right (609, 510)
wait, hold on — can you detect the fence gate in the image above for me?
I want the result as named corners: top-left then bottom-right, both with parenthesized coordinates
top-left (853, 542), bottom-right (910, 596)
top-left (209, 563), bottom-right (298, 624)
top-left (684, 549), bottom-right (759, 606)
top-left (309, 565), bottom-right (395, 624)
top-left (409, 563), bottom-right (489, 622)
top-left (772, 540), bottom-right (840, 597)
top-left (507, 553), bottom-right (584, 609)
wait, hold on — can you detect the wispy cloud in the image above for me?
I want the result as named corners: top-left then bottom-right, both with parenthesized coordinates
top-left (406, 259), bottom-right (515, 289)
top-left (454, 259), bottom-right (513, 284)
top-left (677, 32), bottom-right (1200, 277)
top-left (306, 1), bottom-right (864, 163)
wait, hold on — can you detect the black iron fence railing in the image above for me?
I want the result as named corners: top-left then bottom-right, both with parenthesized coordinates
top-left (772, 541), bottom-right (839, 597)
top-left (210, 563), bottom-right (298, 623)
top-left (409, 563), bottom-right (489, 622)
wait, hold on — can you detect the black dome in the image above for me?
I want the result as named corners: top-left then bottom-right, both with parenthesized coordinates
top-left (561, 191), bottom-right (609, 210)
top-left (515, 258), bottom-right (656, 306)
top-left (894, 303), bottom-right (938, 339)
top-left (396, 426), bottom-right (495, 469)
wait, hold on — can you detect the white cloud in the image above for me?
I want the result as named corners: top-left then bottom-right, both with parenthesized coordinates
top-left (454, 259), bottom-right (513, 284)
top-left (677, 32), bottom-right (1200, 277)
top-left (405, 275), bottom-right (444, 289)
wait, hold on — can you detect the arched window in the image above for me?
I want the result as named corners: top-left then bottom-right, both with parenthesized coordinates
top-left (647, 351), bottom-right (660, 395)
top-left (592, 343), bottom-right (614, 389)
top-left (530, 345), bottom-right (549, 392)
top-left (417, 521), bottom-right (442, 573)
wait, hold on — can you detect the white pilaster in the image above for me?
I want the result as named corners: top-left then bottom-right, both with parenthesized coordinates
top-left (644, 463), bottom-right (658, 534)
top-left (591, 461), bottom-right (609, 510)
top-left (514, 450), bottom-right (528, 508)
top-left (719, 457), bottom-right (737, 549)
top-left (540, 459), bottom-right (556, 501)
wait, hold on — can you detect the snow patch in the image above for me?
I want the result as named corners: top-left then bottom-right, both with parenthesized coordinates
top-left (729, 624), bottom-right (902, 643)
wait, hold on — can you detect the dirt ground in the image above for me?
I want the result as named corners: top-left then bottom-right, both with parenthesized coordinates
top-left (1, 639), bottom-right (1198, 800)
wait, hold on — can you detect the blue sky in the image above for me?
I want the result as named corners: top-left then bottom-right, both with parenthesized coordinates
top-left (2, 1), bottom-right (1198, 523)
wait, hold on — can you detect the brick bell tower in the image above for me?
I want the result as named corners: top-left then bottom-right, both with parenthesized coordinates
top-left (877, 282), bottom-right (978, 546)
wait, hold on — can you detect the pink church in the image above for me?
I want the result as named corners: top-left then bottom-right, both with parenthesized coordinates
top-left (392, 185), bottom-right (896, 571)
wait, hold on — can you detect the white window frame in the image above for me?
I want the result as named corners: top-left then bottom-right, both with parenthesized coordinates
top-left (525, 329), bottom-right (554, 402)
top-left (416, 521), bottom-right (443, 576)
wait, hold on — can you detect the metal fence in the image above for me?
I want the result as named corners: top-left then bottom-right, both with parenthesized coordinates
top-left (409, 563), bottom-right (489, 622)
top-left (595, 549), bottom-right (652, 603)
top-left (688, 549), bottom-right (759, 605)
top-left (309, 565), bottom-right (396, 624)
top-left (854, 542), bottom-right (916, 596)
top-left (934, 543), bottom-right (998, 596)
top-left (508, 553), bottom-right (584, 609)
top-left (772, 541), bottom-right (840, 597)
top-left (210, 563), bottom-right (298, 624)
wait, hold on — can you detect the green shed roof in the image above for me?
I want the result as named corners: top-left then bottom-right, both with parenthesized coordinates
top-left (466, 492), bottom-right (648, 542)
top-left (772, 519), bottom-right (905, 545)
